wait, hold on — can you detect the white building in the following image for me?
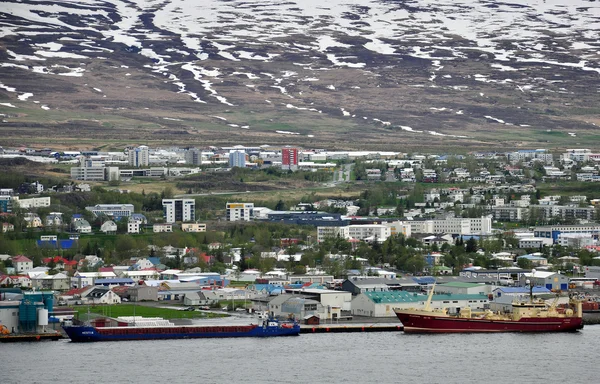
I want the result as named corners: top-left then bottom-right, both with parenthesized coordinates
top-left (162, 199), bottom-right (195, 223)
top-left (16, 197), bottom-right (51, 209)
top-left (85, 204), bottom-right (135, 218)
top-left (181, 223), bottom-right (207, 232)
top-left (226, 202), bottom-right (254, 221)
top-left (128, 221), bottom-right (140, 234)
top-left (431, 217), bottom-right (492, 235)
top-left (153, 223), bottom-right (173, 233)
top-left (519, 237), bottom-right (553, 249)
top-left (128, 145), bottom-right (150, 167)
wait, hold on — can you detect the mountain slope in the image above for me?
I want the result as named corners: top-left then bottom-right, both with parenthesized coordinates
top-left (1, 0), bottom-right (600, 151)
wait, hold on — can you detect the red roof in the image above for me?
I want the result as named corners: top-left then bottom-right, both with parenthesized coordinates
top-left (42, 256), bottom-right (77, 266)
top-left (63, 286), bottom-right (92, 296)
top-left (98, 267), bottom-right (114, 273)
top-left (12, 255), bottom-right (32, 263)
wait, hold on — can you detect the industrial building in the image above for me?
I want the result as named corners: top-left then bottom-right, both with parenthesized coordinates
top-left (350, 291), bottom-right (489, 317)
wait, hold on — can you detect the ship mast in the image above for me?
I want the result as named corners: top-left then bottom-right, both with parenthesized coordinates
top-left (424, 282), bottom-right (436, 311)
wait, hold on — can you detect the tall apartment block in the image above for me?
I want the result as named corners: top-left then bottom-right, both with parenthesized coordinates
top-left (162, 199), bottom-right (196, 223)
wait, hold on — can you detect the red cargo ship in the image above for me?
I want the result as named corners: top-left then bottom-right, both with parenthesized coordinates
top-left (394, 284), bottom-right (584, 333)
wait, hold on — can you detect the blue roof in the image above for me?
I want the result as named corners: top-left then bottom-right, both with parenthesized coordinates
top-left (72, 214), bottom-right (82, 218)
top-left (517, 255), bottom-right (546, 260)
top-left (148, 257), bottom-right (161, 265)
top-left (36, 239), bottom-right (75, 249)
top-left (413, 276), bottom-right (436, 285)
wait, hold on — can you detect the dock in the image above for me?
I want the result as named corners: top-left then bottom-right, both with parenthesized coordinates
top-left (0, 332), bottom-right (64, 342)
top-left (300, 323), bottom-right (403, 333)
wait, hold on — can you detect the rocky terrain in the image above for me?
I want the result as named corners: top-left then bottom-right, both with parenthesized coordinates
top-left (1, 0), bottom-right (600, 151)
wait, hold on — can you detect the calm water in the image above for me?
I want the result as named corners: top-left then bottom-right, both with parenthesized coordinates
top-left (4, 326), bottom-right (599, 384)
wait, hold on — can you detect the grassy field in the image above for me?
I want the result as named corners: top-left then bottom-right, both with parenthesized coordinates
top-left (74, 304), bottom-right (227, 320)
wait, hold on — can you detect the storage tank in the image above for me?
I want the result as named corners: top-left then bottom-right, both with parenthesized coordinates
top-left (19, 302), bottom-right (38, 332)
top-left (38, 308), bottom-right (49, 326)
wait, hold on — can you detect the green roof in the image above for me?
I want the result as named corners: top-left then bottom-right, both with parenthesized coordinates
top-left (364, 291), bottom-right (488, 304)
top-left (438, 282), bottom-right (483, 288)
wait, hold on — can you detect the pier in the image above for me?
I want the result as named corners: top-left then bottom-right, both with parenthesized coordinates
top-left (300, 323), bottom-right (403, 333)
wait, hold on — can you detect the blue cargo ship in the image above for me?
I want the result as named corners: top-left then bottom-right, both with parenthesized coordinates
top-left (63, 318), bottom-right (300, 342)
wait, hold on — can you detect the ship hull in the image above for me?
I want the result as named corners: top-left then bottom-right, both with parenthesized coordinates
top-left (63, 323), bottom-right (300, 342)
top-left (395, 311), bottom-right (584, 333)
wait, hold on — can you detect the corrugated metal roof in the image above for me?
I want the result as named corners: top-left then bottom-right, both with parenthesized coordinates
top-left (439, 282), bottom-right (483, 288)
top-left (364, 291), bottom-right (488, 304)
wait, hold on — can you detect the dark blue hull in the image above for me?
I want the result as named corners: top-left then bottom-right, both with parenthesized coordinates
top-left (63, 323), bottom-right (300, 342)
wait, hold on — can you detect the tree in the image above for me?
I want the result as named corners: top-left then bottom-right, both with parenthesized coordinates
top-left (275, 199), bottom-right (286, 211)
top-left (465, 237), bottom-right (478, 253)
top-left (517, 257), bottom-right (532, 269)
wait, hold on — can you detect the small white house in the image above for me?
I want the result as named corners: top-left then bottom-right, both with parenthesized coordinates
top-left (153, 223), bottom-right (173, 233)
top-left (128, 221), bottom-right (140, 234)
top-left (100, 220), bottom-right (118, 234)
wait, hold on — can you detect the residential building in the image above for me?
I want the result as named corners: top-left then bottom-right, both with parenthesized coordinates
top-left (153, 223), bottom-right (173, 233)
top-left (226, 202), bottom-right (254, 221)
top-left (85, 204), bottom-right (135, 219)
top-left (127, 221), bottom-right (140, 234)
top-left (181, 223), bottom-right (207, 232)
top-left (24, 213), bottom-right (43, 228)
top-left (0, 196), bottom-right (13, 213)
top-left (45, 212), bottom-right (63, 227)
top-left (518, 237), bottom-right (553, 249)
top-left (282, 147), bottom-right (298, 171)
top-left (12, 255), bottom-right (33, 272)
top-left (431, 217), bottom-right (492, 235)
top-left (1, 222), bottom-right (14, 232)
top-left (528, 205), bottom-right (595, 221)
top-left (162, 199), bottom-right (195, 223)
top-left (516, 253), bottom-right (548, 266)
top-left (100, 221), bottom-right (118, 234)
top-left (17, 197), bottom-right (51, 209)
top-left (128, 145), bottom-right (149, 167)
top-left (228, 150), bottom-right (246, 168)
top-left (73, 219), bottom-right (92, 233)
top-left (492, 206), bottom-right (525, 222)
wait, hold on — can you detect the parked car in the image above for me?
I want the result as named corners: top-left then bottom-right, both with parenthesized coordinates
top-left (183, 306), bottom-right (195, 311)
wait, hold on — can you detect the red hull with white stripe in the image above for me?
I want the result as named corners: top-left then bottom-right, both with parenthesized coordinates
top-left (395, 311), bottom-right (583, 333)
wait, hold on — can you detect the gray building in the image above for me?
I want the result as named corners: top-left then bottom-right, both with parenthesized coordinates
top-left (128, 286), bottom-right (159, 302)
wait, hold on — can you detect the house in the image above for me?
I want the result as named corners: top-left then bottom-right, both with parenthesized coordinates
top-left (73, 271), bottom-right (117, 287)
top-left (12, 255), bottom-right (33, 273)
top-left (6, 275), bottom-right (32, 288)
top-left (94, 278), bottom-right (136, 287)
top-left (181, 223), bottom-right (207, 232)
top-left (100, 220), bottom-right (118, 234)
top-left (1, 222), bottom-right (14, 232)
top-left (42, 256), bottom-right (78, 272)
top-left (73, 219), bottom-right (92, 233)
top-left (31, 272), bottom-right (70, 291)
top-left (83, 287), bottom-right (122, 304)
top-left (45, 212), bottom-right (63, 227)
top-left (127, 221), bottom-right (140, 234)
top-left (153, 223), bottom-right (173, 233)
top-left (516, 253), bottom-right (548, 266)
top-left (24, 213), bottom-right (43, 228)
